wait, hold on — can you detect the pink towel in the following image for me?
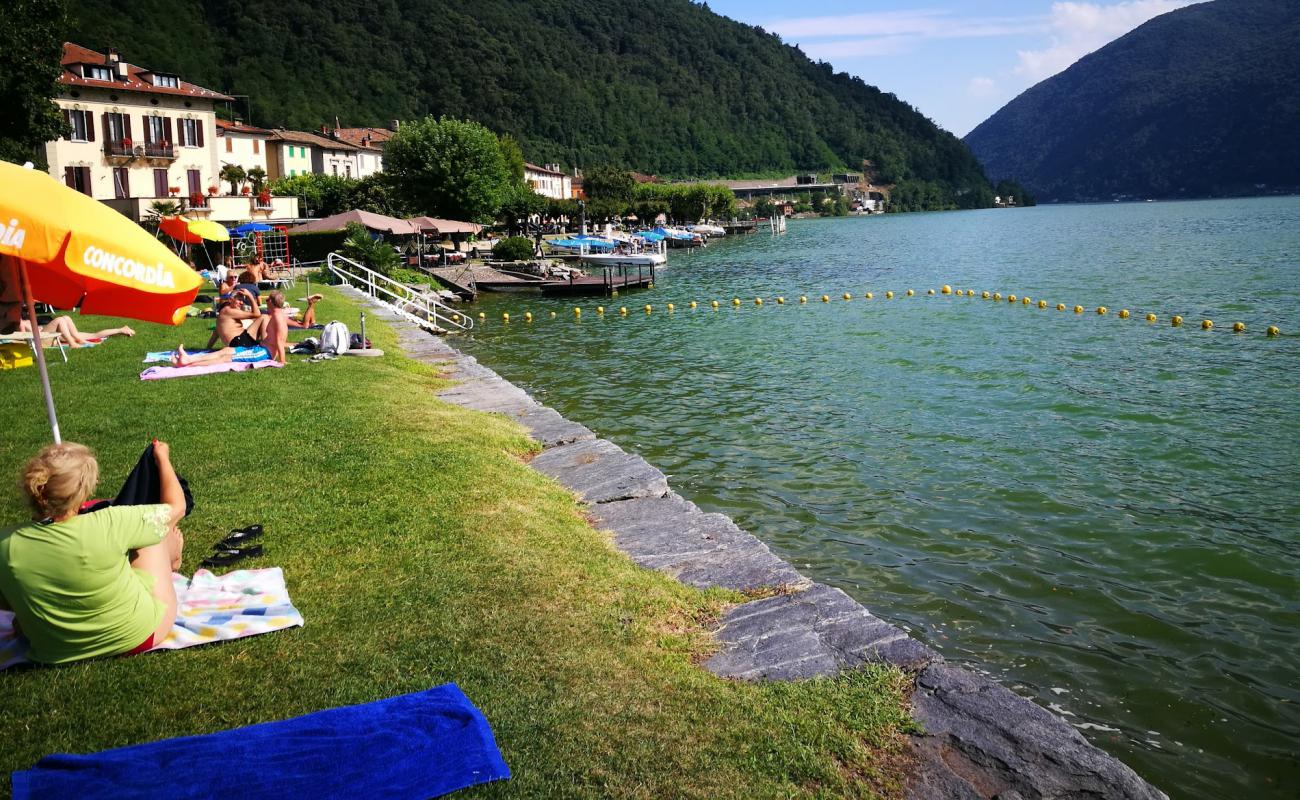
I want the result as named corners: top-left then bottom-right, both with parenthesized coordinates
top-left (140, 361), bottom-right (283, 380)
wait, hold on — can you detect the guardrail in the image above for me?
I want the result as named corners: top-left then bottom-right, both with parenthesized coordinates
top-left (326, 252), bottom-right (471, 333)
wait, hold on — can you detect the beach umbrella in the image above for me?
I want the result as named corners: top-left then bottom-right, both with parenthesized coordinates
top-left (0, 162), bottom-right (202, 443)
top-left (187, 219), bottom-right (229, 242)
top-left (158, 215), bottom-right (204, 244)
top-left (231, 221), bottom-right (273, 237)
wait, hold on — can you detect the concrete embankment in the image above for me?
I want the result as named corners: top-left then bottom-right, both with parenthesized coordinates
top-left (348, 287), bottom-right (1167, 800)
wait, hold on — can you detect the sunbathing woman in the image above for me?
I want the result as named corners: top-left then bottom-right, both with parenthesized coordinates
top-left (0, 441), bottom-right (186, 663)
top-left (12, 314), bottom-right (135, 346)
top-left (287, 294), bottom-right (322, 328)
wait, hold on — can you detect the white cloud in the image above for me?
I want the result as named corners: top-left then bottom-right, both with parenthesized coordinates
top-left (769, 9), bottom-right (1048, 58)
top-left (967, 76), bottom-right (998, 98)
top-left (1014, 0), bottom-right (1205, 81)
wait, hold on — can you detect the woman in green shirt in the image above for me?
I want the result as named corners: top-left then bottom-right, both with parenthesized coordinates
top-left (0, 441), bottom-right (186, 663)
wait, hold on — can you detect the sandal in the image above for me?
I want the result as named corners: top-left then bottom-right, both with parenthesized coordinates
top-left (216, 525), bottom-right (263, 549)
top-left (201, 544), bottom-right (263, 569)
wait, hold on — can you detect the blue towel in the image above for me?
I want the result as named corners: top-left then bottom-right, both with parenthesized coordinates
top-left (13, 684), bottom-right (510, 800)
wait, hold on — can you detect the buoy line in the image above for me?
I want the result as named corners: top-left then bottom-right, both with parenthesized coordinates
top-left (473, 287), bottom-right (1284, 338)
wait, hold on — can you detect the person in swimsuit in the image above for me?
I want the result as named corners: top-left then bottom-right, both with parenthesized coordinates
top-left (0, 441), bottom-right (186, 663)
top-left (0, 259), bottom-right (135, 344)
top-left (287, 294), bottom-right (322, 329)
top-left (177, 289), bottom-right (284, 366)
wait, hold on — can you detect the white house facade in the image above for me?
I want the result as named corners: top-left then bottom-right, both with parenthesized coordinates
top-left (524, 162), bottom-right (573, 200)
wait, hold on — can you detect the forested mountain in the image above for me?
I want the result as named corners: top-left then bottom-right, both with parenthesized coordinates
top-left (64, 0), bottom-right (994, 206)
top-left (964, 0), bottom-right (1300, 202)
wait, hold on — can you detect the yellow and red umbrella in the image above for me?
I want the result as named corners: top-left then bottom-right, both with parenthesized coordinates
top-left (0, 161), bottom-right (203, 442)
top-left (160, 215), bottom-right (230, 244)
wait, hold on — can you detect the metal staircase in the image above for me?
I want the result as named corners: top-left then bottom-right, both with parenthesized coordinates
top-left (326, 252), bottom-right (472, 333)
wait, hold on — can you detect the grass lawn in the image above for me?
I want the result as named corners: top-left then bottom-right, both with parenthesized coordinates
top-left (0, 284), bottom-right (914, 798)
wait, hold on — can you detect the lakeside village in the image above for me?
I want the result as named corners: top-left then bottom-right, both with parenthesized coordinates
top-left (38, 43), bottom-right (927, 304)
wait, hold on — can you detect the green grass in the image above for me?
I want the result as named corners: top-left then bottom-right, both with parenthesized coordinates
top-left (0, 285), bottom-right (914, 798)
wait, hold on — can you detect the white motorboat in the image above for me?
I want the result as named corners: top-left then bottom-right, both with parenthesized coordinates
top-left (579, 251), bottom-right (666, 268)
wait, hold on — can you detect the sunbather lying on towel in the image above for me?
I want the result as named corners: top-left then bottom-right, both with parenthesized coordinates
top-left (180, 290), bottom-right (288, 366)
top-left (0, 441), bottom-right (186, 663)
top-left (288, 294), bottom-right (322, 329)
top-left (1, 265), bottom-right (134, 344)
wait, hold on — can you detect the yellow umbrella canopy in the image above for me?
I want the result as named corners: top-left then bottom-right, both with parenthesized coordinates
top-left (0, 161), bottom-right (203, 442)
top-left (187, 218), bottom-right (229, 242)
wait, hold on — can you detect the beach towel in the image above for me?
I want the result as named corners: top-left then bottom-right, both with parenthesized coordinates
top-left (112, 441), bottom-right (196, 516)
top-left (0, 568), bottom-right (302, 670)
top-left (143, 346), bottom-right (269, 363)
top-left (140, 360), bottom-right (282, 380)
top-left (11, 683), bottom-right (510, 800)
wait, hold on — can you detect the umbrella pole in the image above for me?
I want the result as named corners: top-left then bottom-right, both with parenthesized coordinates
top-left (15, 259), bottom-right (62, 444)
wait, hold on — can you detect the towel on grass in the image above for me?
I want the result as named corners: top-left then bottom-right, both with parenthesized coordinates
top-left (11, 683), bottom-right (510, 800)
top-left (0, 568), bottom-right (302, 670)
top-left (143, 346), bottom-right (269, 363)
top-left (140, 360), bottom-right (282, 380)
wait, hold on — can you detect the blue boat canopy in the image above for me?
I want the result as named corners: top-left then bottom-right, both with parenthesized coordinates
top-left (231, 222), bottom-right (274, 236)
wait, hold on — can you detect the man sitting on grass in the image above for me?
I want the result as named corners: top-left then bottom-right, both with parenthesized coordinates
top-left (176, 290), bottom-right (290, 367)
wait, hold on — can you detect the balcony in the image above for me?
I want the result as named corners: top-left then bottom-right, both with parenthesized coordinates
top-left (143, 142), bottom-right (176, 160)
top-left (104, 138), bottom-right (135, 160)
top-left (103, 194), bottom-right (300, 225)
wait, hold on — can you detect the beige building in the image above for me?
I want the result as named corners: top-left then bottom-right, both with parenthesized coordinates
top-left (267, 129), bottom-right (360, 180)
top-left (524, 162), bottom-right (573, 200)
top-left (332, 126), bottom-right (391, 178)
top-left (215, 119), bottom-right (270, 180)
top-left (44, 43), bottom-right (296, 222)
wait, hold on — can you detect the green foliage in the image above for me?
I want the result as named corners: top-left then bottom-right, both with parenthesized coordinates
top-left (994, 180), bottom-right (1036, 207)
top-left (246, 166), bottom-right (267, 194)
top-left (0, 0), bottom-right (69, 167)
top-left (269, 173), bottom-right (356, 217)
top-left (349, 173), bottom-right (406, 216)
top-left (584, 166), bottom-right (637, 203)
top-left (493, 236), bottom-right (536, 262)
top-left (219, 163), bottom-right (246, 195)
top-left (498, 134), bottom-right (526, 184)
top-left (286, 229), bottom-right (347, 262)
top-left (385, 116), bottom-right (513, 223)
top-left (339, 221), bottom-right (401, 275)
top-left (965, 0), bottom-right (1300, 200)
top-left (497, 184), bottom-right (547, 234)
top-left (143, 200), bottom-right (181, 230)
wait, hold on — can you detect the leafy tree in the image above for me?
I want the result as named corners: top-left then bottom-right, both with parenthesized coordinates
top-left (493, 236), bottom-right (535, 261)
top-left (219, 163), bottom-right (246, 195)
top-left (497, 184), bottom-right (546, 235)
top-left (0, 0), bottom-right (68, 167)
top-left (268, 173), bottom-right (355, 217)
top-left (584, 166), bottom-right (636, 204)
top-left (384, 116), bottom-right (512, 223)
top-left (144, 200), bottom-right (181, 230)
top-left (498, 134), bottom-right (526, 184)
top-left (339, 221), bottom-right (400, 275)
top-left (349, 173), bottom-right (405, 216)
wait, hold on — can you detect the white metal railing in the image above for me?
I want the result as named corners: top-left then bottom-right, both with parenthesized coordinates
top-left (326, 252), bottom-right (472, 332)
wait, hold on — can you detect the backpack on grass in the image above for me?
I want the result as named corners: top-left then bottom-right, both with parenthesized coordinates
top-left (319, 321), bottom-right (350, 356)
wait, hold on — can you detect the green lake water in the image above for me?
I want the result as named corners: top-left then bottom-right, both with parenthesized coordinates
top-left (456, 197), bottom-right (1299, 798)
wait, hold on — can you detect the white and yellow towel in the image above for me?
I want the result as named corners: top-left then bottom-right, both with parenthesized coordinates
top-left (1, 567), bottom-right (302, 669)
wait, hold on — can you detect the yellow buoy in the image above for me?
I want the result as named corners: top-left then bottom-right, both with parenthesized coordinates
top-left (799, 295), bottom-right (808, 304)
top-left (619, 306), bottom-right (628, 315)
top-left (502, 312), bottom-right (510, 322)
top-left (1266, 325), bottom-right (1280, 337)
top-left (1097, 306), bottom-right (1107, 315)
top-left (550, 311), bottom-right (557, 318)
top-left (1056, 303), bottom-right (1065, 311)
top-left (982, 291), bottom-right (991, 299)
top-left (597, 306), bottom-right (605, 314)
top-left (1074, 305), bottom-right (1084, 314)
top-left (573, 307), bottom-right (582, 316)
top-left (1172, 315), bottom-right (1183, 326)
top-left (452, 313), bottom-right (460, 322)
top-left (1146, 313), bottom-right (1157, 323)
top-left (611, 290), bottom-right (619, 297)
top-left (1008, 294), bottom-right (1017, 303)
top-left (1038, 300), bottom-right (1047, 309)
top-left (994, 292), bottom-right (1002, 301)
top-left (1022, 296), bottom-right (1031, 305)
top-left (906, 289), bottom-right (915, 297)
top-left (928, 289), bottom-right (936, 296)
top-left (524, 312), bottom-right (532, 322)
top-left (1118, 309), bottom-right (1130, 319)
top-left (942, 284), bottom-right (952, 294)
top-left (478, 312), bottom-right (486, 320)
top-left (711, 300), bottom-right (720, 308)
top-left (1201, 319), bottom-right (1212, 330)
top-left (647, 283), bottom-right (654, 289)
top-left (843, 292), bottom-right (852, 300)
top-left (776, 297), bottom-right (785, 304)
top-left (732, 298), bottom-right (741, 306)
top-left (886, 291), bottom-right (894, 299)
top-left (689, 301), bottom-right (698, 309)
top-left (755, 298), bottom-right (763, 306)
top-left (955, 289), bottom-right (963, 296)
top-left (644, 304), bottom-right (652, 313)
top-left (968, 289), bottom-right (976, 297)
top-left (865, 292), bottom-right (873, 300)
top-left (667, 303), bottom-right (675, 311)
top-left (821, 294), bottom-right (830, 303)
top-left (1232, 321), bottom-right (1245, 333)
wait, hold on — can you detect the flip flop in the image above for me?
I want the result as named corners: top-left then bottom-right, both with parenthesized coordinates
top-left (200, 544), bottom-right (263, 569)
top-left (216, 525), bottom-right (263, 549)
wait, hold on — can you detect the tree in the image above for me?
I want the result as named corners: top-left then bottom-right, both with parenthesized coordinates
top-left (497, 184), bottom-right (546, 235)
top-left (219, 163), bottom-right (246, 195)
top-left (349, 173), bottom-right (405, 216)
top-left (0, 0), bottom-right (68, 167)
top-left (246, 166), bottom-right (267, 194)
top-left (497, 134), bottom-right (526, 184)
top-left (268, 173), bottom-right (355, 217)
top-left (384, 116), bottom-right (513, 223)
top-left (583, 166), bottom-right (636, 204)
top-left (144, 200), bottom-right (181, 230)
top-left (339, 222), bottom-right (400, 275)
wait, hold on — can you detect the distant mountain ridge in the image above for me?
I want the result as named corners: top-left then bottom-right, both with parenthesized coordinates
top-left (964, 0), bottom-right (1300, 202)
top-left (63, 0), bottom-right (994, 208)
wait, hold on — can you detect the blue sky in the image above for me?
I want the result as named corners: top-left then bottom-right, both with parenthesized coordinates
top-left (703, 0), bottom-right (1203, 136)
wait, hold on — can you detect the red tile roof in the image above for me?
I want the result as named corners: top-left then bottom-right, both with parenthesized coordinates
top-left (525, 162), bottom-right (566, 177)
top-left (59, 42), bottom-right (233, 101)
top-left (268, 128), bottom-right (360, 151)
top-left (331, 127), bottom-right (391, 151)
top-left (215, 118), bottom-right (272, 136)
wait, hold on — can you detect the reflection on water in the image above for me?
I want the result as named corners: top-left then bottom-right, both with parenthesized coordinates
top-left (458, 198), bottom-right (1300, 799)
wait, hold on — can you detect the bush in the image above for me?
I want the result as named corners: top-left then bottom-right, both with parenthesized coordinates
top-left (493, 236), bottom-right (535, 262)
top-left (287, 230), bottom-right (348, 263)
top-left (340, 222), bottom-right (402, 276)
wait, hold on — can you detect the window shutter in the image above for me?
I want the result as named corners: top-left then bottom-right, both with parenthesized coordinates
top-left (102, 113), bottom-right (111, 143)
top-left (196, 120), bottom-right (204, 147)
top-left (120, 168), bottom-right (130, 198)
top-left (253, 139), bottom-right (260, 155)
top-left (164, 117), bottom-right (173, 146)
top-left (62, 110), bottom-right (72, 139)
top-left (64, 166), bottom-right (75, 187)
top-left (86, 112), bottom-right (95, 142)
top-left (79, 167), bottom-right (92, 195)
top-left (124, 115), bottom-right (132, 143)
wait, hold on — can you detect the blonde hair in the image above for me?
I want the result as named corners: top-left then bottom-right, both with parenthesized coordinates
top-left (267, 291), bottom-right (285, 309)
top-left (20, 442), bottom-right (99, 520)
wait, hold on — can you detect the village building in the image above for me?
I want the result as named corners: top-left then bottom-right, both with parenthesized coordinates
top-left (215, 118), bottom-right (270, 178)
top-left (267, 129), bottom-right (360, 180)
top-left (43, 43), bottom-right (297, 223)
top-left (524, 163), bottom-right (573, 200)
top-left (331, 126), bottom-right (393, 178)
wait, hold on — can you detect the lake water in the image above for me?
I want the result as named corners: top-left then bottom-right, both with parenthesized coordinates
top-left (456, 198), bottom-right (1299, 798)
